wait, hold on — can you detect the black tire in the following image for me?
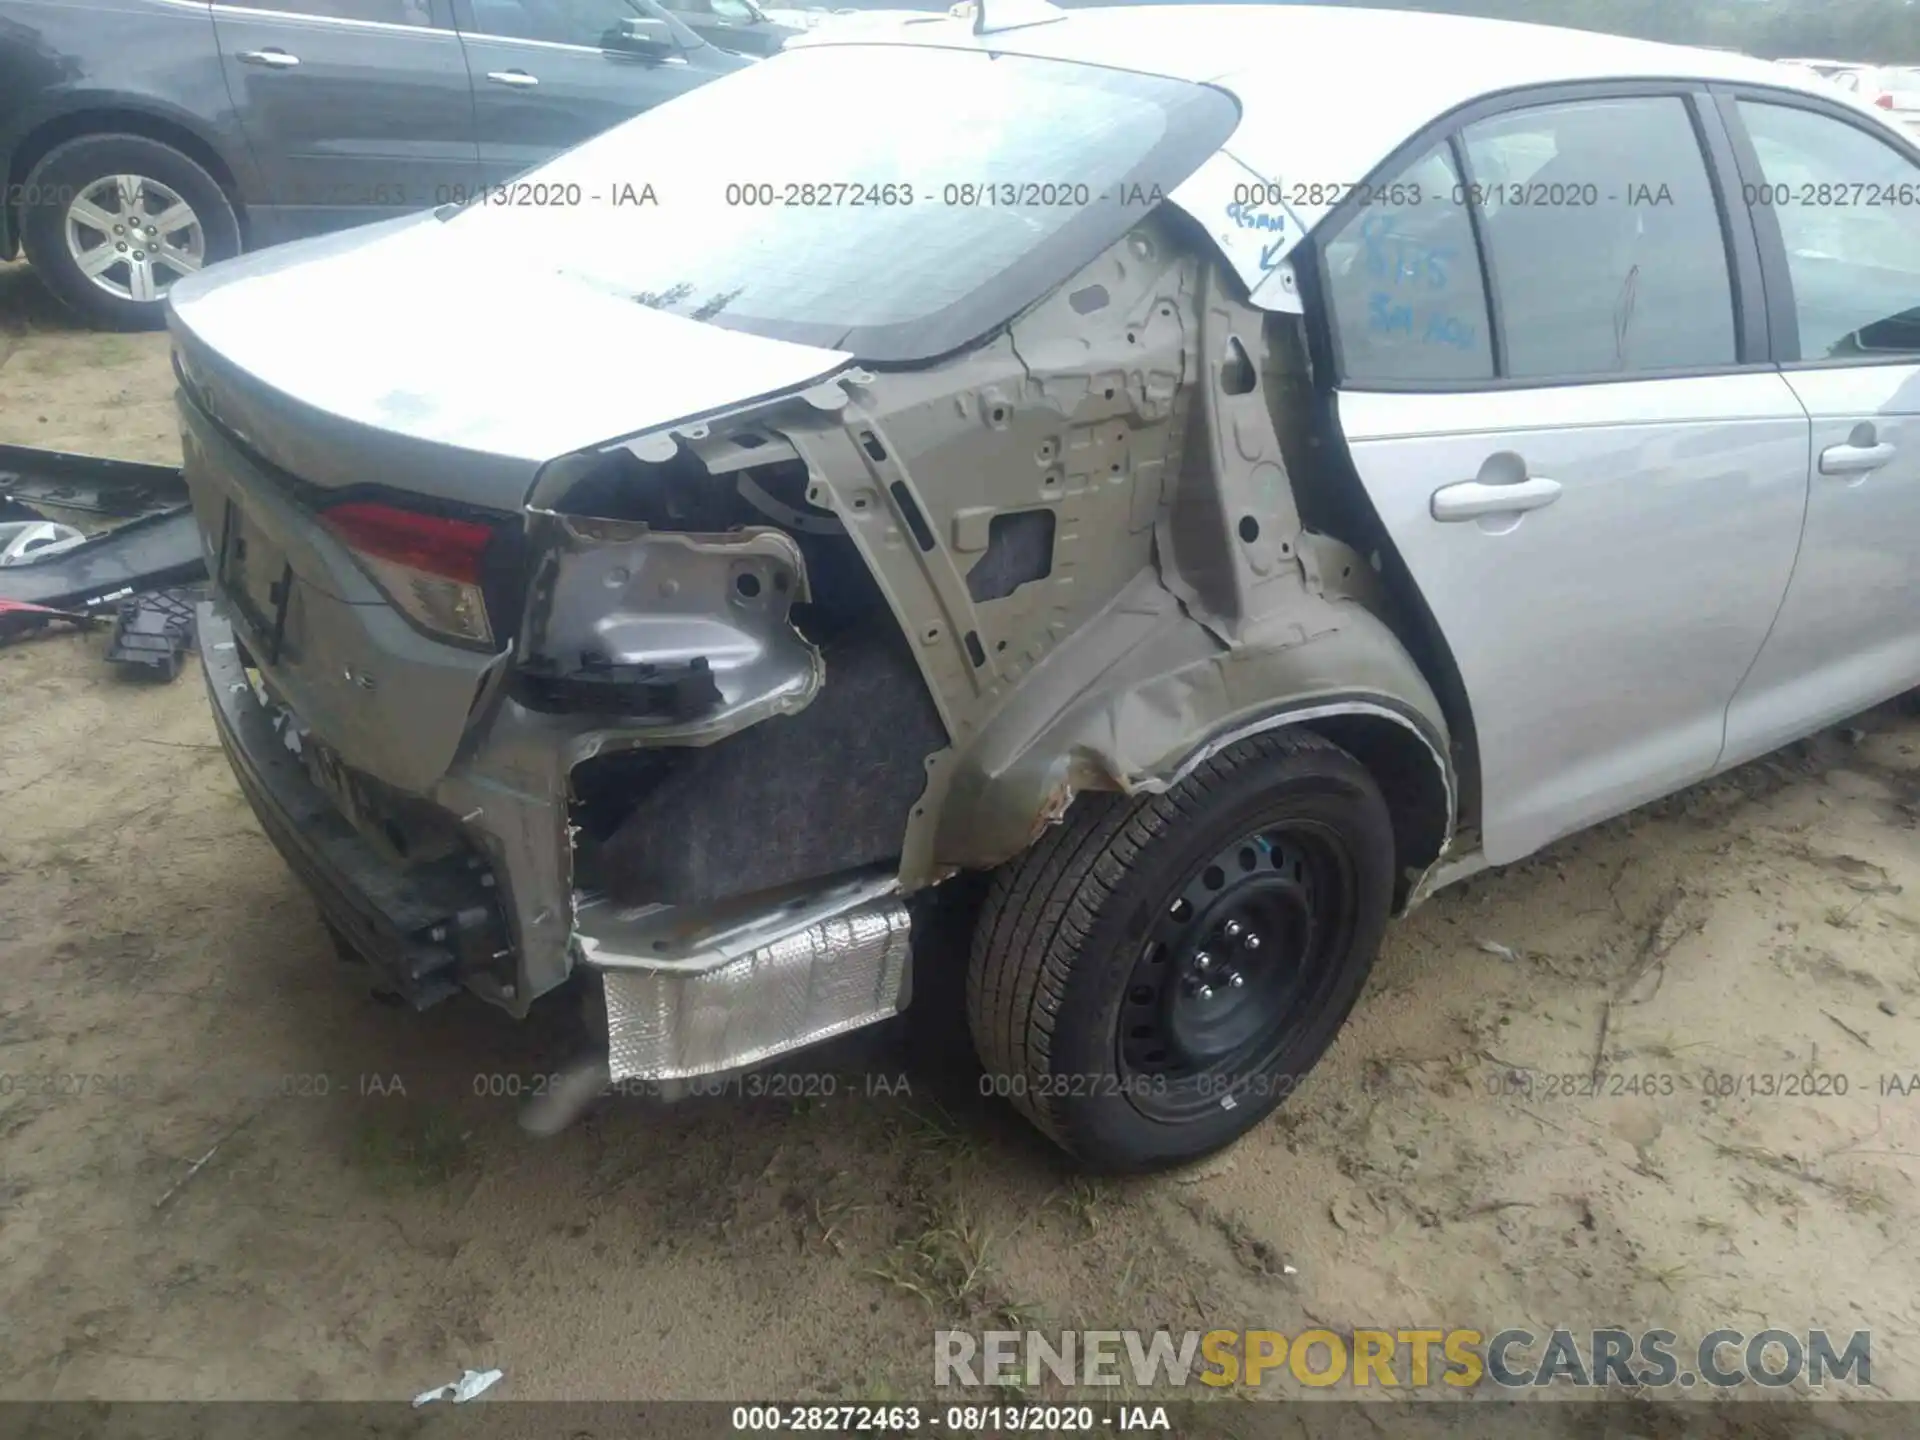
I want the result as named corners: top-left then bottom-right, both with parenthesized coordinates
top-left (18, 134), bottom-right (241, 331)
top-left (967, 730), bottom-right (1395, 1173)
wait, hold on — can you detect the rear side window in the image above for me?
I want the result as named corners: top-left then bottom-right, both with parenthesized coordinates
top-left (1320, 144), bottom-right (1494, 384)
top-left (1462, 96), bottom-right (1736, 379)
top-left (1735, 100), bottom-right (1920, 360)
top-left (1323, 93), bottom-right (1741, 387)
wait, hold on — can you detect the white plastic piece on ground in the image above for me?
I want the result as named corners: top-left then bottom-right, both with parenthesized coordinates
top-left (599, 895), bottom-right (912, 1082)
top-left (412, 1368), bottom-right (504, 1406)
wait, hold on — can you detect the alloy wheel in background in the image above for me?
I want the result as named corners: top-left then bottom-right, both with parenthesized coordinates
top-left (64, 174), bottom-right (206, 305)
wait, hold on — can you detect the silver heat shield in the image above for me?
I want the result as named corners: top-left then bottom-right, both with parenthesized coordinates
top-left (589, 877), bottom-right (912, 1082)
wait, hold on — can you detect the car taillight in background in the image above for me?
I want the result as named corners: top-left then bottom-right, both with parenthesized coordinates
top-left (321, 500), bottom-right (498, 646)
top-left (1875, 92), bottom-right (1895, 109)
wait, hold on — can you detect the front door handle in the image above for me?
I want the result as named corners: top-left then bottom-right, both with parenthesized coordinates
top-left (237, 48), bottom-right (300, 68)
top-left (487, 69), bottom-right (539, 87)
top-left (1819, 441), bottom-right (1896, 476)
top-left (1431, 476), bottom-right (1563, 522)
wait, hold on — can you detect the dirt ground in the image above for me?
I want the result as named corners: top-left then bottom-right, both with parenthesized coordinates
top-left (4, 256), bottom-right (1920, 1415)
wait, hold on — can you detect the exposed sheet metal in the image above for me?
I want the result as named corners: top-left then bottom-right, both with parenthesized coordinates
top-left (596, 880), bottom-right (911, 1081)
top-left (518, 514), bottom-right (822, 741)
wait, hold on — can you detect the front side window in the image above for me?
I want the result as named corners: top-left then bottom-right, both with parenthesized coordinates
top-left (1462, 96), bottom-right (1737, 380)
top-left (1320, 144), bottom-right (1494, 384)
top-left (214, 0), bottom-right (432, 22)
top-left (1737, 100), bottom-right (1920, 359)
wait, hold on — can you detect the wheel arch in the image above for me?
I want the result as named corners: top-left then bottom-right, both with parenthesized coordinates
top-left (1168, 702), bottom-right (1454, 915)
top-left (913, 571), bottom-right (1459, 914)
top-left (5, 103), bottom-right (249, 255)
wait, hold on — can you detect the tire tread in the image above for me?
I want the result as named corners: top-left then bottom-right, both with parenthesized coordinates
top-left (967, 729), bottom-right (1346, 1156)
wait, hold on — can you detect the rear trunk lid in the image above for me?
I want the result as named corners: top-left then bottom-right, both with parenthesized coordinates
top-left (167, 213), bottom-right (853, 795)
top-left (166, 212), bottom-right (853, 509)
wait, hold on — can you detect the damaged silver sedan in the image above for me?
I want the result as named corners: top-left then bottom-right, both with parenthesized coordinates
top-left (170, 2), bottom-right (1920, 1170)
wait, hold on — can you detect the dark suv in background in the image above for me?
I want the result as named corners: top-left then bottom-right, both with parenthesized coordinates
top-left (0, 0), bottom-right (750, 330)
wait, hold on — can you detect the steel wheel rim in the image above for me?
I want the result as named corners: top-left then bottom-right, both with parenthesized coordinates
top-left (1116, 820), bottom-right (1360, 1124)
top-left (64, 174), bottom-right (206, 304)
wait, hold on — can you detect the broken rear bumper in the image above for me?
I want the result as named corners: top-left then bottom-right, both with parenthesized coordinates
top-left (202, 600), bottom-right (915, 1075)
top-left (201, 602), bottom-right (510, 1008)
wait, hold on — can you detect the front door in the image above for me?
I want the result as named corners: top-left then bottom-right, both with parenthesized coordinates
top-left (210, 0), bottom-right (479, 242)
top-left (1323, 90), bottom-right (1809, 864)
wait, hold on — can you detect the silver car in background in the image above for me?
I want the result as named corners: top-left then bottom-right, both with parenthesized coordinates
top-left (169, 3), bottom-right (1920, 1171)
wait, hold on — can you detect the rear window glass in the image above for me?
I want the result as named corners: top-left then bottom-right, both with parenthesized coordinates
top-left (440, 45), bottom-right (1239, 361)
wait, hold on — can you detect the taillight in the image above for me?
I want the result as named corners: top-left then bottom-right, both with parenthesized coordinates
top-left (321, 500), bottom-right (497, 646)
top-left (1876, 92), bottom-right (1895, 109)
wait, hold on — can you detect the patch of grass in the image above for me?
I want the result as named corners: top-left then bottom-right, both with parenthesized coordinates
top-left (1051, 1177), bottom-right (1104, 1237)
top-left (869, 1195), bottom-right (995, 1314)
top-left (349, 1108), bottom-right (471, 1190)
top-left (893, 1099), bottom-right (979, 1165)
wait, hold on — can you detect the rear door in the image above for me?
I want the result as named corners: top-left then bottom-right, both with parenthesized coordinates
top-left (1320, 86), bottom-right (1810, 864)
top-left (1718, 92), bottom-right (1920, 763)
top-left (451, 0), bottom-right (718, 185)
top-left (210, 0), bottom-right (479, 242)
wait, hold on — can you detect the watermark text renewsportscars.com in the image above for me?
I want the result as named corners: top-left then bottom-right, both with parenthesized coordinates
top-left (934, 1328), bottom-right (1871, 1391)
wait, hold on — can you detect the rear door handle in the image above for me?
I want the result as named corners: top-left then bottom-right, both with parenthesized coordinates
top-left (1430, 476), bottom-right (1563, 522)
top-left (1819, 441), bottom-right (1896, 476)
top-left (237, 48), bottom-right (300, 67)
top-left (487, 69), bottom-right (539, 87)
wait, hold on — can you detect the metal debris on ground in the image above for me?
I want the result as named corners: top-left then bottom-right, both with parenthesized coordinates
top-left (0, 442), bottom-right (190, 518)
top-left (412, 1368), bottom-right (504, 1406)
top-left (106, 586), bottom-right (204, 681)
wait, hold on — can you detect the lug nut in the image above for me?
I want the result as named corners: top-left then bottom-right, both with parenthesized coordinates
top-left (1223, 919), bottom-right (1243, 940)
top-left (1196, 984), bottom-right (1214, 1000)
top-left (1194, 950), bottom-right (1213, 971)
top-left (1243, 932), bottom-right (1262, 951)
top-left (1228, 972), bottom-right (1245, 988)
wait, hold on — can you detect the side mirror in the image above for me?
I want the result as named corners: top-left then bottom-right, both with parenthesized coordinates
top-left (608, 16), bottom-right (677, 55)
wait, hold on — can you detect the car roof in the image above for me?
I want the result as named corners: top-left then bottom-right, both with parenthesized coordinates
top-left (793, 5), bottom-right (1865, 308)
